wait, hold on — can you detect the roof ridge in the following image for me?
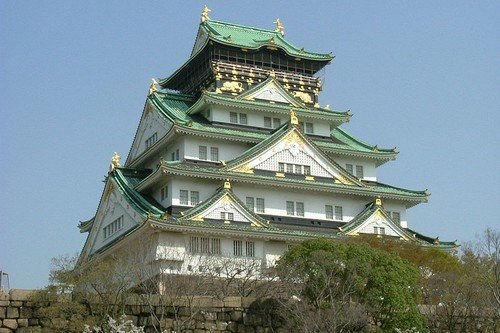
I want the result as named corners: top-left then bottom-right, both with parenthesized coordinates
top-left (204, 19), bottom-right (280, 35)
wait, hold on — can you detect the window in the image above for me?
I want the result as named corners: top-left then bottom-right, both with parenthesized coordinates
top-left (304, 166), bottom-right (311, 175)
top-left (264, 117), bottom-right (272, 128)
top-left (299, 122), bottom-right (314, 133)
top-left (175, 149), bottom-right (179, 160)
top-left (287, 201), bottom-right (304, 216)
top-left (230, 112), bottom-right (238, 123)
top-left (280, 163), bottom-right (311, 175)
top-left (392, 212), bottom-right (401, 224)
top-left (239, 113), bottom-right (248, 125)
top-left (171, 152), bottom-right (175, 161)
top-left (220, 212), bottom-right (234, 221)
top-left (325, 205), bottom-right (334, 219)
top-left (305, 122), bottom-right (314, 134)
top-left (233, 240), bottom-right (243, 256)
top-left (335, 206), bottom-right (343, 221)
top-left (103, 216), bottom-right (124, 239)
top-left (286, 201), bottom-right (295, 216)
top-left (246, 197), bottom-right (255, 211)
top-left (346, 164), bottom-right (354, 175)
top-left (180, 190), bottom-right (189, 205)
top-left (210, 147), bottom-right (219, 161)
top-left (273, 118), bottom-right (281, 128)
top-left (145, 132), bottom-right (158, 149)
top-left (374, 226), bottom-right (386, 235)
top-left (286, 164), bottom-right (294, 173)
top-left (296, 202), bottom-right (304, 217)
top-left (278, 163), bottom-right (285, 172)
top-left (190, 191), bottom-right (200, 205)
top-left (189, 236), bottom-right (221, 254)
top-left (355, 165), bottom-right (364, 179)
top-left (256, 198), bottom-right (265, 213)
top-left (160, 186), bottom-right (168, 201)
top-left (199, 146), bottom-right (207, 160)
top-left (245, 241), bottom-right (255, 257)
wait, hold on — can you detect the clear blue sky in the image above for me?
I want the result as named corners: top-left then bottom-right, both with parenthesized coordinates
top-left (1, 1), bottom-right (498, 289)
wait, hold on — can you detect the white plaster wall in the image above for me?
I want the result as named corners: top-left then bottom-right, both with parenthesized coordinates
top-left (381, 200), bottom-right (408, 228)
top-left (210, 105), bottom-right (332, 136)
top-left (130, 108), bottom-right (172, 161)
top-left (263, 241), bottom-right (289, 267)
top-left (232, 185), bottom-right (369, 222)
top-left (183, 136), bottom-right (249, 162)
top-left (333, 155), bottom-right (377, 181)
top-left (170, 178), bottom-right (219, 207)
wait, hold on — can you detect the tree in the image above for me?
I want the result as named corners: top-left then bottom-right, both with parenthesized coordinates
top-left (275, 238), bottom-right (427, 332)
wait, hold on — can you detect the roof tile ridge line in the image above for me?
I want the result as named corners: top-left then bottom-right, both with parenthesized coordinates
top-left (124, 99), bottom-right (150, 166)
top-left (156, 91), bottom-right (195, 101)
top-left (149, 94), bottom-right (189, 124)
top-left (406, 227), bottom-right (458, 246)
top-left (368, 180), bottom-right (428, 195)
top-left (205, 19), bottom-right (281, 35)
top-left (334, 126), bottom-right (396, 152)
top-left (113, 169), bottom-right (164, 216)
top-left (206, 19), bottom-right (332, 58)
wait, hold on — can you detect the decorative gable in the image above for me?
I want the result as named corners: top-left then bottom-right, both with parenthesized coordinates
top-left (238, 78), bottom-right (304, 106)
top-left (229, 127), bottom-right (359, 185)
top-left (126, 102), bottom-right (173, 164)
top-left (180, 184), bottom-right (268, 227)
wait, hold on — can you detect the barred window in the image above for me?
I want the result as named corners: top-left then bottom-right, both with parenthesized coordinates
top-left (355, 165), bottom-right (364, 179)
top-left (335, 206), bottom-right (343, 221)
top-left (103, 215), bottom-right (124, 239)
top-left (190, 191), bottom-right (200, 205)
top-left (286, 201), bottom-right (295, 216)
top-left (171, 152), bottom-right (175, 161)
top-left (233, 240), bottom-right (243, 256)
top-left (210, 147), bottom-right (219, 161)
top-left (273, 118), bottom-right (281, 128)
top-left (286, 164), bottom-right (294, 173)
top-left (264, 117), bottom-right (272, 128)
top-left (245, 241), bottom-right (255, 257)
top-left (346, 164), bottom-right (354, 175)
top-left (304, 166), bottom-right (311, 175)
top-left (325, 205), bottom-right (334, 219)
top-left (189, 236), bottom-right (199, 253)
top-left (294, 164), bottom-right (303, 174)
top-left (374, 227), bottom-right (386, 235)
top-left (278, 163), bottom-right (285, 172)
top-left (160, 186), bottom-right (168, 201)
top-left (239, 113), bottom-right (248, 125)
top-left (230, 112), bottom-right (238, 123)
top-left (180, 190), bottom-right (189, 205)
top-left (199, 146), bottom-right (207, 160)
top-left (256, 198), bottom-right (265, 213)
top-left (296, 202), bottom-right (304, 217)
top-left (211, 238), bottom-right (221, 255)
top-left (392, 212), bottom-right (401, 224)
top-left (175, 149), bottom-right (179, 160)
top-left (189, 236), bottom-right (221, 254)
top-left (145, 132), bottom-right (158, 149)
top-left (305, 122), bottom-right (314, 134)
top-left (200, 237), bottom-right (210, 253)
top-left (220, 212), bottom-right (234, 221)
top-left (246, 197), bottom-right (255, 211)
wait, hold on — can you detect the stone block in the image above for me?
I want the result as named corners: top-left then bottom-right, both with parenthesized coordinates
top-left (0, 293), bottom-right (8, 301)
top-left (217, 311), bottom-right (231, 322)
top-left (28, 318), bottom-right (39, 326)
top-left (230, 310), bottom-right (243, 322)
top-left (2, 319), bottom-right (18, 330)
top-left (18, 329), bottom-right (43, 333)
top-left (0, 300), bottom-right (9, 307)
top-left (18, 318), bottom-right (29, 327)
top-left (0, 307), bottom-right (5, 319)
top-left (241, 297), bottom-right (257, 308)
top-left (9, 290), bottom-right (34, 301)
top-left (223, 297), bottom-right (241, 308)
top-left (227, 321), bottom-right (238, 332)
top-left (0, 328), bottom-right (13, 333)
top-left (20, 307), bottom-right (33, 318)
top-left (6, 307), bottom-right (19, 319)
top-left (216, 320), bottom-right (229, 330)
top-left (9, 301), bottom-right (22, 307)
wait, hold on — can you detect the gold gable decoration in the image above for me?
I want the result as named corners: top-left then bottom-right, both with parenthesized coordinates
top-left (290, 109), bottom-right (299, 125)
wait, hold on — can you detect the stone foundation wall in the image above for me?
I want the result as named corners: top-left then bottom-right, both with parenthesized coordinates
top-left (0, 290), bottom-right (283, 333)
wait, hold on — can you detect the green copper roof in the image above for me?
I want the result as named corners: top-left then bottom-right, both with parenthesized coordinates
top-left (201, 19), bottom-right (333, 61)
top-left (159, 161), bottom-right (428, 203)
top-left (147, 92), bottom-right (396, 159)
top-left (111, 167), bottom-right (164, 218)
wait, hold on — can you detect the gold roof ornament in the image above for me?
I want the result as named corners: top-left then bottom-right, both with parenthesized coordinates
top-left (375, 197), bottom-right (383, 206)
top-left (290, 109), bottom-right (299, 125)
top-left (201, 5), bottom-right (211, 22)
top-left (274, 18), bottom-right (284, 36)
top-left (148, 78), bottom-right (158, 96)
top-left (223, 179), bottom-right (231, 189)
top-left (109, 152), bottom-right (121, 172)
